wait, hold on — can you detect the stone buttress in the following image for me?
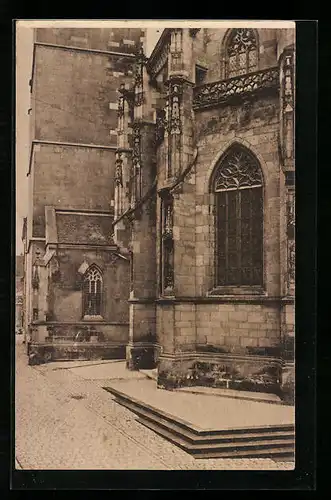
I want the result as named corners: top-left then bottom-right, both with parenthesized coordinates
top-left (114, 45), bottom-right (158, 369)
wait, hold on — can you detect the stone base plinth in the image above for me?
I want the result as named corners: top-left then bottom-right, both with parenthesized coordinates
top-left (281, 361), bottom-right (295, 405)
top-left (126, 342), bottom-right (158, 370)
top-left (157, 352), bottom-right (286, 399)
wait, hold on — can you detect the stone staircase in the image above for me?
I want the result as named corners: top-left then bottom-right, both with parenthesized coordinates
top-left (103, 386), bottom-right (295, 460)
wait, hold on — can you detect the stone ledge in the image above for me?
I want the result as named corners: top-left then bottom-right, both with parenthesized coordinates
top-left (156, 296), bottom-right (283, 304)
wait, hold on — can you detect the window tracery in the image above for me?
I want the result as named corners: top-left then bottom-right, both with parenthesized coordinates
top-left (226, 29), bottom-right (258, 78)
top-left (83, 265), bottom-right (103, 317)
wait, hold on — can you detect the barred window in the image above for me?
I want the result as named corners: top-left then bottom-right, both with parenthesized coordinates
top-left (83, 265), bottom-right (103, 317)
top-left (214, 145), bottom-right (263, 287)
top-left (226, 29), bottom-right (258, 78)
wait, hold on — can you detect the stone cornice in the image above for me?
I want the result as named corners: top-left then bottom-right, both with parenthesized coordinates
top-left (156, 295), bottom-right (285, 305)
top-left (35, 41), bottom-right (136, 59)
top-left (159, 352), bottom-right (283, 364)
top-left (128, 296), bottom-right (291, 305)
top-left (57, 243), bottom-right (119, 251)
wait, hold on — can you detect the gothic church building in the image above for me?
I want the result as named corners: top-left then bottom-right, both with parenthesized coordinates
top-left (22, 26), bottom-right (295, 402)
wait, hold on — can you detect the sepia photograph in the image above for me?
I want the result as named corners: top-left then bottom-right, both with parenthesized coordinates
top-left (15, 19), bottom-right (296, 472)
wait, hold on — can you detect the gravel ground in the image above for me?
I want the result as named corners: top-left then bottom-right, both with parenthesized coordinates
top-left (15, 341), bottom-right (294, 471)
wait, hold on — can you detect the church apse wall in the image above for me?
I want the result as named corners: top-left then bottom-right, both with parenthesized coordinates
top-left (142, 27), bottom-right (295, 401)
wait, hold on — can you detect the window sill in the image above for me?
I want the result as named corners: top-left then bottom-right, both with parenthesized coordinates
top-left (208, 286), bottom-right (265, 297)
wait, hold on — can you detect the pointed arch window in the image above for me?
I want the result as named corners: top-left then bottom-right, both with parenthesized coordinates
top-left (225, 29), bottom-right (258, 78)
top-left (213, 145), bottom-right (263, 287)
top-left (83, 265), bottom-right (103, 318)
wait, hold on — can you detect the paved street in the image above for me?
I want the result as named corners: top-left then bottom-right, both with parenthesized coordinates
top-left (15, 337), bottom-right (294, 470)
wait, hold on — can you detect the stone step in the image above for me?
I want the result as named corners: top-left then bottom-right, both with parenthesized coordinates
top-left (104, 386), bottom-right (294, 436)
top-left (104, 385), bottom-right (294, 460)
top-left (175, 386), bottom-right (284, 405)
top-left (193, 449), bottom-right (295, 460)
top-left (138, 417), bottom-right (294, 451)
top-left (116, 397), bottom-right (294, 445)
top-left (138, 418), bottom-right (295, 460)
top-left (193, 448), bottom-right (295, 460)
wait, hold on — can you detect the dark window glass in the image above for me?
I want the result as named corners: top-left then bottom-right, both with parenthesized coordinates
top-left (215, 146), bottom-right (263, 287)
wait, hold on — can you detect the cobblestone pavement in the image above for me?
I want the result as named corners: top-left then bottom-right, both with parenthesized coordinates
top-left (15, 340), bottom-right (294, 471)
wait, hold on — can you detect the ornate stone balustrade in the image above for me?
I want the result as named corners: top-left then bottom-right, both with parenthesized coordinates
top-left (193, 67), bottom-right (279, 110)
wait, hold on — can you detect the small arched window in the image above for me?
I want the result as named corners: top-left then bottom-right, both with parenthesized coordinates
top-left (225, 28), bottom-right (258, 78)
top-left (213, 144), bottom-right (263, 287)
top-left (83, 265), bottom-right (103, 317)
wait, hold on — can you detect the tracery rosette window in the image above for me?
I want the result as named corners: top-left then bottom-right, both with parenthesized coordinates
top-left (160, 194), bottom-right (174, 295)
top-left (214, 145), bottom-right (263, 287)
top-left (83, 265), bottom-right (103, 318)
top-left (226, 28), bottom-right (258, 78)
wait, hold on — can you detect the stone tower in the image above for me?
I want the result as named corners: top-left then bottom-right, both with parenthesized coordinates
top-left (23, 27), bottom-right (145, 360)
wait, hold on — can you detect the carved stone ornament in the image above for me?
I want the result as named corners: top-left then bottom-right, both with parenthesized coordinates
top-left (32, 265), bottom-right (39, 289)
top-left (214, 146), bottom-right (263, 191)
top-left (134, 91), bottom-right (145, 107)
top-left (132, 125), bottom-right (141, 167)
top-left (283, 51), bottom-right (294, 111)
top-left (170, 181), bottom-right (184, 197)
top-left (163, 247), bottom-right (174, 291)
top-left (133, 45), bottom-right (147, 102)
top-left (193, 67), bottom-right (279, 110)
top-left (74, 272), bottom-right (83, 290)
top-left (145, 196), bottom-right (156, 219)
top-left (287, 199), bottom-right (295, 239)
top-left (107, 253), bottom-right (120, 265)
top-left (78, 260), bottom-right (89, 275)
top-left (155, 108), bottom-right (167, 145)
top-left (237, 99), bottom-right (253, 126)
top-left (161, 196), bottom-right (174, 292)
top-left (147, 31), bottom-right (171, 81)
top-left (117, 92), bottom-right (125, 118)
top-left (131, 125), bottom-right (142, 202)
top-left (49, 256), bottom-right (60, 282)
top-left (167, 82), bottom-right (182, 135)
top-left (288, 241), bottom-right (295, 283)
top-left (57, 251), bottom-right (69, 264)
top-left (189, 28), bottom-right (200, 37)
top-left (115, 151), bottom-right (123, 187)
top-left (227, 28), bottom-right (257, 56)
top-left (119, 84), bottom-right (135, 104)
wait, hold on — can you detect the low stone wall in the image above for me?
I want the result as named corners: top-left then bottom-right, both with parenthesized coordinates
top-left (30, 321), bottom-right (129, 344)
top-left (27, 341), bottom-right (126, 365)
top-left (281, 361), bottom-right (295, 405)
